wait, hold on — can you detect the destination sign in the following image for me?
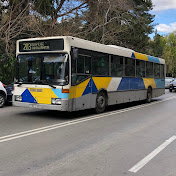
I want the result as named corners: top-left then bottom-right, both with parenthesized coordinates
top-left (19, 39), bottom-right (64, 52)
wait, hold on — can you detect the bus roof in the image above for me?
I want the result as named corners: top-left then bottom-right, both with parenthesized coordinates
top-left (17, 36), bottom-right (165, 64)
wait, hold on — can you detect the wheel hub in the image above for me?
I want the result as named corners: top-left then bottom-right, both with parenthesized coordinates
top-left (97, 96), bottom-right (105, 108)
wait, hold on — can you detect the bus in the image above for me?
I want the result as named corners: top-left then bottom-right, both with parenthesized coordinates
top-left (13, 36), bottom-right (165, 113)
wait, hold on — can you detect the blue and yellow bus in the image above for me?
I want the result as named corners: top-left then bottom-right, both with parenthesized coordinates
top-left (13, 36), bottom-right (165, 113)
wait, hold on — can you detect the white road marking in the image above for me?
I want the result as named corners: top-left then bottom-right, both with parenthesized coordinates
top-left (129, 135), bottom-right (176, 173)
top-left (0, 96), bottom-right (176, 143)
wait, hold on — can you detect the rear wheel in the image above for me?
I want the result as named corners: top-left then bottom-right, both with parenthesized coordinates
top-left (0, 94), bottom-right (5, 108)
top-left (95, 92), bottom-right (107, 113)
top-left (146, 88), bottom-right (152, 103)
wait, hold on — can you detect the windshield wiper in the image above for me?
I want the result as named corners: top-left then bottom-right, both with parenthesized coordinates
top-left (47, 83), bottom-right (56, 89)
top-left (33, 80), bottom-right (56, 89)
top-left (45, 80), bottom-right (56, 89)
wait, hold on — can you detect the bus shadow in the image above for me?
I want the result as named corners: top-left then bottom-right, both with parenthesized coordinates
top-left (106, 100), bottom-right (146, 112)
top-left (17, 99), bottom-right (159, 120)
top-left (17, 108), bottom-right (96, 120)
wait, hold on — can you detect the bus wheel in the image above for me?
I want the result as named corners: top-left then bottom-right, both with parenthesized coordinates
top-left (146, 88), bottom-right (152, 103)
top-left (95, 91), bottom-right (107, 113)
top-left (0, 94), bottom-right (5, 108)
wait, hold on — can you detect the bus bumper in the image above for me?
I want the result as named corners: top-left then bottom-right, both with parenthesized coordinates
top-left (13, 99), bottom-right (68, 111)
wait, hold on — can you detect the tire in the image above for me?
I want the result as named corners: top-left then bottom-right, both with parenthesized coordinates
top-left (0, 94), bottom-right (5, 108)
top-left (169, 89), bottom-right (172, 92)
top-left (146, 88), bottom-right (152, 103)
top-left (95, 91), bottom-right (107, 113)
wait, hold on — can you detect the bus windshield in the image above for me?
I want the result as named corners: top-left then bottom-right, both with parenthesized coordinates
top-left (17, 53), bottom-right (69, 86)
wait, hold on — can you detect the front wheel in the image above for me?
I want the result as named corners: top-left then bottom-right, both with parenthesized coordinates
top-left (0, 94), bottom-right (5, 108)
top-left (146, 88), bottom-right (152, 103)
top-left (95, 92), bottom-right (107, 113)
top-left (169, 89), bottom-right (172, 92)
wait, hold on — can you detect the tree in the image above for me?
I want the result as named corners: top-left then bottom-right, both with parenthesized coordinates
top-left (122, 0), bottom-right (155, 52)
top-left (0, 0), bottom-right (157, 83)
top-left (78, 0), bottom-right (155, 53)
top-left (0, 0), bottom-right (35, 84)
top-left (149, 31), bottom-right (166, 57)
top-left (32, 0), bottom-right (87, 36)
top-left (0, 0), bottom-right (31, 54)
top-left (163, 32), bottom-right (176, 77)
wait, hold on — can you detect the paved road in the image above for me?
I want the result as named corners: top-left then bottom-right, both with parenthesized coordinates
top-left (0, 90), bottom-right (176, 176)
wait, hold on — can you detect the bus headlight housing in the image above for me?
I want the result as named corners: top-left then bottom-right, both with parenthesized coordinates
top-left (51, 98), bottom-right (61, 105)
top-left (15, 95), bottom-right (22, 101)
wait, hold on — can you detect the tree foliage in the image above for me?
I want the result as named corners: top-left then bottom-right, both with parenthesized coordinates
top-left (149, 31), bottom-right (166, 57)
top-left (32, 0), bottom-right (87, 36)
top-left (163, 32), bottom-right (176, 76)
top-left (150, 31), bottom-right (176, 77)
top-left (0, 0), bottom-right (156, 83)
top-left (79, 0), bottom-right (154, 53)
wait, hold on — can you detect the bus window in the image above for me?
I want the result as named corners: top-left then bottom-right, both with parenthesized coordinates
top-left (136, 60), bottom-right (145, 77)
top-left (92, 53), bottom-right (109, 76)
top-left (71, 54), bottom-right (91, 85)
top-left (85, 57), bottom-right (91, 74)
top-left (125, 58), bottom-right (135, 77)
top-left (77, 55), bottom-right (84, 73)
top-left (111, 55), bottom-right (123, 77)
top-left (160, 64), bottom-right (165, 78)
top-left (146, 62), bottom-right (153, 78)
top-left (71, 57), bottom-right (76, 73)
top-left (77, 55), bottom-right (91, 74)
top-left (154, 63), bottom-right (160, 78)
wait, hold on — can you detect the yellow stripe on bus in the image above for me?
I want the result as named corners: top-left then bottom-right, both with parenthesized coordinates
top-left (69, 78), bottom-right (90, 99)
top-left (93, 77), bottom-right (112, 91)
top-left (143, 78), bottom-right (156, 89)
top-left (30, 88), bottom-right (57, 104)
top-left (134, 52), bottom-right (148, 61)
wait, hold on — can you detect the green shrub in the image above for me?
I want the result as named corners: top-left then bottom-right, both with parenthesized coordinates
top-left (0, 54), bottom-right (16, 85)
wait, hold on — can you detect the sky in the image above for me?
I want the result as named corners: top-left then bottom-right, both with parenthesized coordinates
top-left (150, 0), bottom-right (176, 38)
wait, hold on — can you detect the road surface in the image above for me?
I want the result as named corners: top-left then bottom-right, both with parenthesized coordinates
top-left (0, 89), bottom-right (176, 176)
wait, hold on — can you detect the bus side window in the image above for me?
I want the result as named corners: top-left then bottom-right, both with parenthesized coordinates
top-left (71, 57), bottom-right (76, 74)
top-left (160, 64), bottom-right (165, 78)
top-left (136, 60), bottom-right (145, 77)
top-left (111, 55), bottom-right (123, 77)
top-left (146, 62), bottom-right (153, 78)
top-left (77, 55), bottom-right (84, 73)
top-left (125, 58), bottom-right (135, 77)
top-left (71, 54), bottom-right (91, 85)
top-left (85, 57), bottom-right (91, 74)
top-left (154, 63), bottom-right (160, 78)
top-left (76, 54), bottom-right (91, 74)
top-left (92, 53), bottom-right (109, 76)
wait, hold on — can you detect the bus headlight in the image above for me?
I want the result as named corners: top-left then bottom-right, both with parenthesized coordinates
top-left (51, 98), bottom-right (61, 105)
top-left (15, 95), bottom-right (22, 101)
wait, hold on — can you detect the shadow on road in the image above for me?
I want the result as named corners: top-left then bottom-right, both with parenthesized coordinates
top-left (16, 99), bottom-right (158, 121)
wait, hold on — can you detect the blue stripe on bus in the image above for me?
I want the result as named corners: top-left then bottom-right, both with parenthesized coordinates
top-left (22, 89), bottom-right (37, 103)
top-left (82, 79), bottom-right (91, 96)
top-left (155, 79), bottom-right (165, 88)
top-left (131, 53), bottom-right (135, 59)
top-left (130, 78), bottom-right (145, 89)
top-left (52, 89), bottom-right (69, 99)
top-left (118, 78), bottom-right (130, 90)
top-left (118, 78), bottom-right (145, 90)
top-left (91, 78), bottom-right (98, 93)
top-left (147, 56), bottom-right (160, 63)
top-left (82, 78), bottom-right (98, 96)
